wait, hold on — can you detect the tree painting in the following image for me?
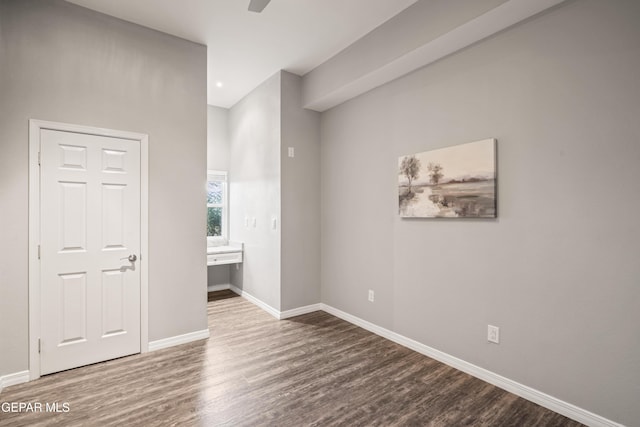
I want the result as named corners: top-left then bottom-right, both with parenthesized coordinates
top-left (399, 155), bottom-right (421, 192)
top-left (398, 139), bottom-right (497, 218)
top-left (427, 162), bottom-right (444, 185)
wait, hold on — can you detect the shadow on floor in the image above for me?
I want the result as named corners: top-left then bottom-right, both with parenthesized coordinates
top-left (207, 289), bottom-right (239, 302)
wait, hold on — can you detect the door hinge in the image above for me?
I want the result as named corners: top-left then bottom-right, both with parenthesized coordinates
top-left (38, 151), bottom-right (41, 166)
top-left (38, 338), bottom-right (41, 354)
top-left (38, 245), bottom-right (41, 260)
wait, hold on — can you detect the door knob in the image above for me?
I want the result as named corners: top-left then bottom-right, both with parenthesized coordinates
top-left (121, 254), bottom-right (137, 262)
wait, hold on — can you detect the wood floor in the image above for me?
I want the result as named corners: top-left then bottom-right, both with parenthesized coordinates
top-left (1, 290), bottom-right (583, 426)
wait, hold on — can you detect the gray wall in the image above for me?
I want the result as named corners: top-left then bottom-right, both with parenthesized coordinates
top-left (207, 105), bottom-right (230, 172)
top-left (0, 0), bottom-right (208, 377)
top-left (229, 72), bottom-right (282, 310)
top-left (207, 265), bottom-right (231, 289)
top-left (228, 71), bottom-right (321, 312)
top-left (280, 71), bottom-right (321, 311)
top-left (320, 0), bottom-right (640, 425)
top-left (303, 0), bottom-right (507, 110)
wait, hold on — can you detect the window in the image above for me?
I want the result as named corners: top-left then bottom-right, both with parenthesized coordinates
top-left (207, 170), bottom-right (228, 245)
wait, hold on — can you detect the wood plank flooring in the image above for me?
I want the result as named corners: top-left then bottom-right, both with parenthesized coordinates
top-left (0, 290), bottom-right (583, 426)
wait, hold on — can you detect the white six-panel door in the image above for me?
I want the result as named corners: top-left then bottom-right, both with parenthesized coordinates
top-left (39, 129), bottom-right (141, 375)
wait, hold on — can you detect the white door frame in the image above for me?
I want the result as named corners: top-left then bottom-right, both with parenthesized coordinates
top-left (28, 119), bottom-right (149, 381)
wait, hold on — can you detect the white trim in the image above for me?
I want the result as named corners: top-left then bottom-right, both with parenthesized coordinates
top-left (230, 286), bottom-right (281, 319)
top-left (28, 120), bottom-right (41, 381)
top-left (205, 287), bottom-right (618, 426)
top-left (0, 371), bottom-right (30, 391)
top-left (280, 304), bottom-right (323, 320)
top-left (227, 286), bottom-right (321, 320)
top-left (320, 304), bottom-right (623, 427)
top-left (148, 329), bottom-right (210, 352)
top-left (207, 284), bottom-right (231, 292)
top-left (28, 119), bottom-right (150, 380)
top-left (140, 136), bottom-right (149, 353)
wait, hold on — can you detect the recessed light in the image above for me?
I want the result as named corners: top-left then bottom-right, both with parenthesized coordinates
top-left (215, 81), bottom-right (223, 88)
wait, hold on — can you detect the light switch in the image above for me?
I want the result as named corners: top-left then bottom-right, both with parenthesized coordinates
top-left (288, 147), bottom-right (295, 158)
top-left (252, 217), bottom-right (257, 228)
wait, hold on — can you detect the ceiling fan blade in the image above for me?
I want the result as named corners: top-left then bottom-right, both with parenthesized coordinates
top-left (248, 0), bottom-right (271, 13)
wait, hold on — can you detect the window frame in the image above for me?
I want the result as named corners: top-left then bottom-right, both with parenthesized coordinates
top-left (207, 170), bottom-right (228, 246)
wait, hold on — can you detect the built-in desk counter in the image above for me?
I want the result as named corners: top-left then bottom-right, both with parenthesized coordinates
top-left (207, 241), bottom-right (243, 266)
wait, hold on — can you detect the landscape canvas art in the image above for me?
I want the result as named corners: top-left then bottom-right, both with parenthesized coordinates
top-left (398, 139), bottom-right (497, 218)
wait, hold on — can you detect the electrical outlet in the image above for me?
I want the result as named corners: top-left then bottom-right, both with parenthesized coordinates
top-left (368, 290), bottom-right (374, 302)
top-left (488, 325), bottom-right (500, 344)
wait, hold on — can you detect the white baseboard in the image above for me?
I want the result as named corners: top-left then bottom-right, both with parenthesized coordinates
top-left (148, 329), bottom-right (210, 352)
top-left (208, 283), bottom-right (231, 292)
top-left (320, 304), bottom-right (622, 427)
top-left (230, 285), bottom-right (281, 319)
top-left (215, 289), bottom-right (619, 426)
top-left (2, 331), bottom-right (211, 390)
top-left (280, 303), bottom-right (323, 319)
top-left (229, 286), bottom-right (322, 320)
top-left (0, 370), bottom-right (30, 392)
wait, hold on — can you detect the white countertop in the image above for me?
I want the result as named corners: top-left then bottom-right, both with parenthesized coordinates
top-left (207, 240), bottom-right (243, 254)
top-left (207, 245), bottom-right (242, 255)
